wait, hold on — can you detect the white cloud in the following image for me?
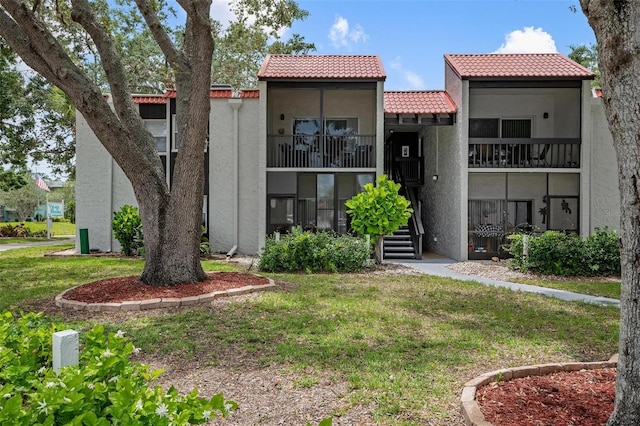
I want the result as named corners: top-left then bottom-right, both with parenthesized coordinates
top-left (388, 56), bottom-right (425, 90)
top-left (210, 0), bottom-right (235, 30)
top-left (403, 71), bottom-right (425, 90)
top-left (328, 15), bottom-right (368, 49)
top-left (493, 27), bottom-right (558, 54)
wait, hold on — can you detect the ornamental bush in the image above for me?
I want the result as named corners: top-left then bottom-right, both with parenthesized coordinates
top-left (345, 175), bottom-right (412, 263)
top-left (112, 204), bottom-right (143, 256)
top-left (258, 228), bottom-right (371, 273)
top-left (0, 311), bottom-right (235, 425)
top-left (507, 227), bottom-right (620, 276)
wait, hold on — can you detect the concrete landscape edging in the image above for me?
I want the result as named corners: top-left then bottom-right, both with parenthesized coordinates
top-left (55, 278), bottom-right (276, 312)
top-left (460, 354), bottom-right (619, 426)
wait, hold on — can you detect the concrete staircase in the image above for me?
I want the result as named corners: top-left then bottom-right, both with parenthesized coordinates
top-left (383, 225), bottom-right (417, 260)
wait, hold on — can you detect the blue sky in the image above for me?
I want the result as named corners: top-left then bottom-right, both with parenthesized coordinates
top-left (271, 0), bottom-right (596, 90)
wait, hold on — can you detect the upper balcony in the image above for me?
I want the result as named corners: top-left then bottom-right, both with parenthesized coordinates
top-left (267, 134), bottom-right (376, 168)
top-left (468, 138), bottom-right (581, 169)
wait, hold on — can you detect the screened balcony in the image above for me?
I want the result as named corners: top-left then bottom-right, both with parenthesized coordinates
top-left (468, 138), bottom-right (581, 168)
top-left (267, 134), bottom-right (376, 168)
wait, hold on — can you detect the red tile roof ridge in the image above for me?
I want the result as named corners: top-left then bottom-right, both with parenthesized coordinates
top-left (383, 90), bottom-right (457, 114)
top-left (444, 53), bottom-right (595, 79)
top-left (258, 54), bottom-right (386, 80)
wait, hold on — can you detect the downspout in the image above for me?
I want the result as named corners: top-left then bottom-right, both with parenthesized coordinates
top-left (228, 96), bottom-right (243, 256)
top-left (108, 157), bottom-right (114, 252)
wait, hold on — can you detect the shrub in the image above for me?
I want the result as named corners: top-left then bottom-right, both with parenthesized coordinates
top-left (258, 228), bottom-right (371, 273)
top-left (0, 311), bottom-right (236, 425)
top-left (0, 223), bottom-right (31, 237)
top-left (585, 227), bottom-right (621, 275)
top-left (508, 228), bottom-right (620, 276)
top-left (200, 226), bottom-right (211, 256)
top-left (345, 175), bottom-right (412, 263)
top-left (112, 205), bottom-right (143, 256)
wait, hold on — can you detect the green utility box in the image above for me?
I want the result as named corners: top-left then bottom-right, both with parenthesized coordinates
top-left (79, 228), bottom-right (90, 254)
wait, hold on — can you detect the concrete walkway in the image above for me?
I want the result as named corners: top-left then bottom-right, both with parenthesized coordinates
top-left (396, 258), bottom-right (620, 308)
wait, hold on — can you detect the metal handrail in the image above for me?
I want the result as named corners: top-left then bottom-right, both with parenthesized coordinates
top-left (393, 169), bottom-right (424, 259)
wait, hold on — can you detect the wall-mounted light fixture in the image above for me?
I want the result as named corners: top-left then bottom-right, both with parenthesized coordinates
top-left (432, 175), bottom-right (439, 181)
top-left (389, 129), bottom-right (394, 134)
top-left (543, 112), bottom-right (549, 119)
top-left (280, 113), bottom-right (285, 121)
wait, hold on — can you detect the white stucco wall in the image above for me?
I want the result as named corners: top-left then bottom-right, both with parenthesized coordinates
top-left (421, 124), bottom-right (463, 259)
top-left (588, 97), bottom-right (620, 232)
top-left (209, 97), bottom-right (261, 255)
top-left (75, 111), bottom-right (137, 253)
top-left (444, 63), bottom-right (463, 108)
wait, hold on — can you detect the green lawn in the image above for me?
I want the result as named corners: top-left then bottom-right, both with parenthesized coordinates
top-left (1, 221), bottom-right (75, 236)
top-left (1, 245), bottom-right (620, 425)
top-left (512, 277), bottom-right (621, 299)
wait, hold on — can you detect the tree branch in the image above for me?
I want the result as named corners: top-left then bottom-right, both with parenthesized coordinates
top-left (69, 0), bottom-right (137, 121)
top-left (133, 0), bottom-right (187, 69)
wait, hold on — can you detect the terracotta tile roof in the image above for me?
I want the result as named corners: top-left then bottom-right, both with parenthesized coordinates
top-left (240, 90), bottom-right (260, 98)
top-left (162, 89), bottom-right (260, 99)
top-left (133, 95), bottom-right (167, 104)
top-left (444, 54), bottom-right (595, 80)
top-left (384, 91), bottom-right (457, 115)
top-left (258, 55), bottom-right (386, 81)
top-left (210, 89), bottom-right (233, 98)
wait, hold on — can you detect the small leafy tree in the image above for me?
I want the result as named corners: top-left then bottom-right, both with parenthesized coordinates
top-left (0, 177), bottom-right (41, 221)
top-left (112, 205), bottom-right (143, 256)
top-left (345, 175), bottom-right (412, 264)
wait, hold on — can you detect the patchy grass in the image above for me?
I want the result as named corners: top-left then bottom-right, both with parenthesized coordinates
top-left (512, 278), bottom-right (621, 299)
top-left (2, 247), bottom-right (620, 425)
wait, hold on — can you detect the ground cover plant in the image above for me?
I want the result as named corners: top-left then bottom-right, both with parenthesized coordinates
top-left (0, 311), bottom-right (236, 424)
top-left (1, 245), bottom-right (620, 425)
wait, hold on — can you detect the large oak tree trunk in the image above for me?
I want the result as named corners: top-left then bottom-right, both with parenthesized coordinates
top-left (136, 0), bottom-right (213, 285)
top-left (580, 2), bottom-right (640, 425)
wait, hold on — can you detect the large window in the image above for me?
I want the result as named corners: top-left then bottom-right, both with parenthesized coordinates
top-left (294, 173), bottom-right (374, 232)
top-left (144, 120), bottom-right (167, 153)
top-left (469, 118), bottom-right (532, 138)
top-left (268, 196), bottom-right (295, 234)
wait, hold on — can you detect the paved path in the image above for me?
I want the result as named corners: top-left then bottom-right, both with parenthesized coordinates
top-left (0, 238), bottom-right (74, 253)
top-left (396, 258), bottom-right (620, 308)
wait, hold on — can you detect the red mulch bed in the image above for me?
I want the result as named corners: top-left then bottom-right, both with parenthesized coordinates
top-left (476, 368), bottom-right (615, 426)
top-left (64, 272), bottom-right (269, 303)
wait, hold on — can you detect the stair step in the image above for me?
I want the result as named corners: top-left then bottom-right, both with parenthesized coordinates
top-left (384, 246), bottom-right (415, 253)
top-left (384, 239), bottom-right (412, 245)
top-left (383, 252), bottom-right (416, 259)
top-left (391, 233), bottom-right (410, 238)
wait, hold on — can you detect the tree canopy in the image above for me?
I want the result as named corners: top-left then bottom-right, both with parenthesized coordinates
top-left (0, 40), bottom-right (36, 170)
top-left (568, 43), bottom-right (600, 88)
